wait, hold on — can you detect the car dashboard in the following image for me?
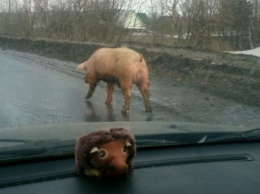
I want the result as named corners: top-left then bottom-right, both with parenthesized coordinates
top-left (0, 141), bottom-right (260, 194)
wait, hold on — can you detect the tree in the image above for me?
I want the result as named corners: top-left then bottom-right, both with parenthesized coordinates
top-left (252, 0), bottom-right (260, 46)
top-left (218, 0), bottom-right (253, 49)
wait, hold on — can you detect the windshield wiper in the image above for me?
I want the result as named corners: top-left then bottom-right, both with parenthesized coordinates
top-left (0, 138), bottom-right (28, 143)
top-left (136, 128), bottom-right (260, 147)
top-left (202, 127), bottom-right (260, 143)
top-left (0, 139), bottom-right (75, 162)
top-left (136, 139), bottom-right (181, 148)
top-left (135, 133), bottom-right (210, 148)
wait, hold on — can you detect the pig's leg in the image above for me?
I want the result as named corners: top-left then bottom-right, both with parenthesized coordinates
top-left (136, 81), bottom-right (152, 112)
top-left (105, 83), bottom-right (114, 105)
top-left (120, 81), bottom-right (132, 112)
top-left (86, 83), bottom-right (97, 99)
top-left (85, 77), bottom-right (98, 100)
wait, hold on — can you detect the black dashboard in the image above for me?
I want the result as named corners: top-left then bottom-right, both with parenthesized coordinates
top-left (0, 141), bottom-right (259, 194)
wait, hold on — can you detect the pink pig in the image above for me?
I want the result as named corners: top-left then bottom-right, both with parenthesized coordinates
top-left (77, 47), bottom-right (152, 112)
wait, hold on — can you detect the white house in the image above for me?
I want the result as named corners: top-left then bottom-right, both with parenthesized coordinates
top-left (119, 10), bottom-right (149, 31)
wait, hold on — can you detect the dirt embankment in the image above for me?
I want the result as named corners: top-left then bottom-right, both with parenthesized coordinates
top-left (0, 36), bottom-right (259, 107)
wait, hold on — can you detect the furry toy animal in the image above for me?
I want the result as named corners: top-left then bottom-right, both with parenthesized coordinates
top-left (76, 47), bottom-right (152, 112)
top-left (75, 128), bottom-right (136, 179)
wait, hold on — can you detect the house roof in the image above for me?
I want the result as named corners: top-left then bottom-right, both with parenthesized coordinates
top-left (119, 10), bottom-right (149, 30)
top-left (136, 13), bottom-right (149, 24)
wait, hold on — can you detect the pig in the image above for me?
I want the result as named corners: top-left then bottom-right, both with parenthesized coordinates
top-left (75, 128), bottom-right (136, 178)
top-left (76, 47), bottom-right (152, 112)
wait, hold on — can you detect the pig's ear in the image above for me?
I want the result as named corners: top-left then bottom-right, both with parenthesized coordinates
top-left (90, 147), bottom-right (99, 153)
top-left (76, 62), bottom-right (87, 71)
top-left (126, 141), bottom-right (132, 147)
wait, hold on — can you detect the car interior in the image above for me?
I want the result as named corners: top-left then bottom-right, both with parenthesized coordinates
top-left (0, 134), bottom-right (259, 194)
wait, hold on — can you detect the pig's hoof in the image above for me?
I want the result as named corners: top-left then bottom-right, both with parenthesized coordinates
top-left (85, 95), bottom-right (92, 100)
top-left (105, 101), bottom-right (112, 105)
top-left (146, 107), bottom-right (152, 112)
top-left (145, 104), bottom-right (153, 112)
top-left (121, 106), bottom-right (129, 113)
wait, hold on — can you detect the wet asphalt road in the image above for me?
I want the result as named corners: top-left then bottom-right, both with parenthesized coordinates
top-left (0, 49), bottom-right (179, 129)
top-left (1, 49), bottom-right (260, 129)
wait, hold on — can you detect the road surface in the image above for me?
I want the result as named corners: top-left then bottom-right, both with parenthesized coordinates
top-left (0, 49), bottom-right (174, 128)
top-left (0, 49), bottom-right (259, 129)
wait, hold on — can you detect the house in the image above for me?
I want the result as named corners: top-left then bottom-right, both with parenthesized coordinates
top-left (119, 10), bottom-right (149, 32)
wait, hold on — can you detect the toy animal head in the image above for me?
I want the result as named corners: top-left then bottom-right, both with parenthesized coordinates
top-left (75, 128), bottom-right (136, 178)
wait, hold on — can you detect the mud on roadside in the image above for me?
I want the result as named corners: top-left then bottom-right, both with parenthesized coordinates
top-left (0, 36), bottom-right (259, 107)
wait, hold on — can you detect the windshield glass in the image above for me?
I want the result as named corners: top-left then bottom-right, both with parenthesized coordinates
top-left (0, 0), bottom-right (260, 160)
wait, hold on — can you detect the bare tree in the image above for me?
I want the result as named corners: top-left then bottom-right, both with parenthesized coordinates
top-left (22, 0), bottom-right (34, 37)
top-left (34, 0), bottom-right (49, 36)
top-left (0, 0), bottom-right (258, 50)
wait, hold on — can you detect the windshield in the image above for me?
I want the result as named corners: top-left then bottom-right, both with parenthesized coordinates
top-left (0, 0), bottom-right (260, 161)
